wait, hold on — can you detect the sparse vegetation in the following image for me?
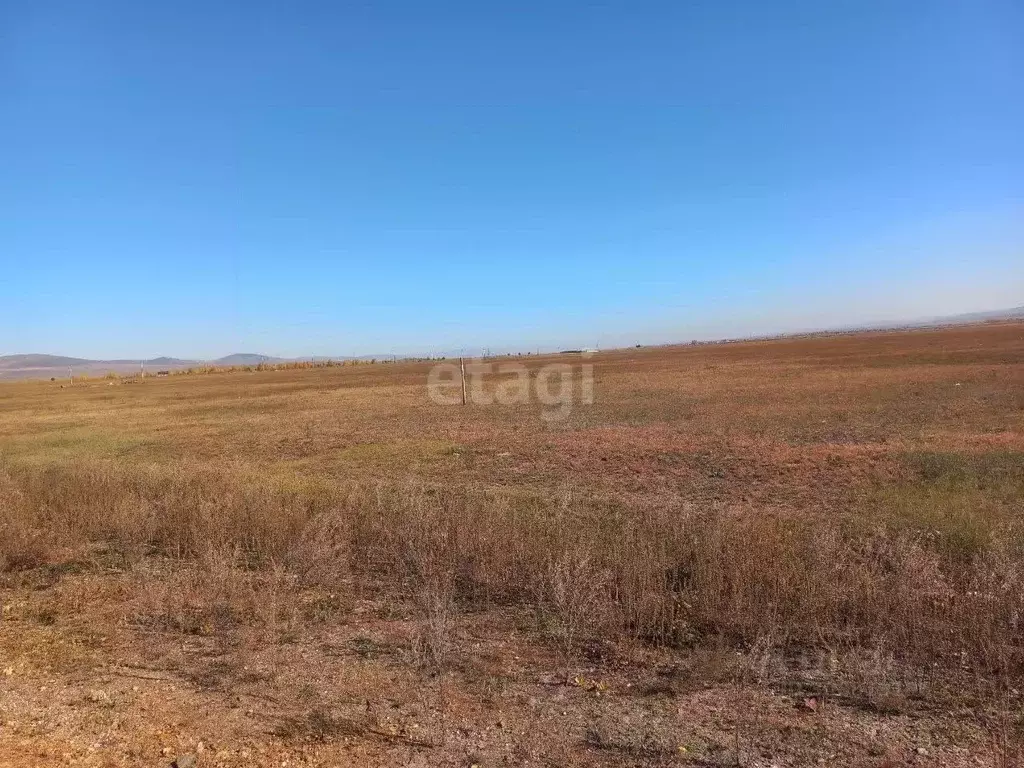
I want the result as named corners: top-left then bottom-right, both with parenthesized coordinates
top-left (1, 321), bottom-right (1022, 765)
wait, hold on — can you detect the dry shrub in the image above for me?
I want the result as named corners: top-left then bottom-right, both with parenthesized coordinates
top-left (539, 548), bottom-right (611, 670)
top-left (130, 548), bottom-right (301, 636)
top-left (347, 483), bottom-right (555, 605)
top-left (5, 456), bottom-right (1024, 692)
top-left (358, 485), bottom-right (458, 671)
top-left (284, 505), bottom-right (352, 589)
top-left (2, 458), bottom-right (334, 563)
top-left (0, 517), bottom-right (52, 573)
top-left (412, 576), bottom-right (456, 673)
top-left (341, 480), bottom-right (1024, 686)
top-left (0, 469), bottom-right (53, 572)
top-left (835, 644), bottom-right (907, 713)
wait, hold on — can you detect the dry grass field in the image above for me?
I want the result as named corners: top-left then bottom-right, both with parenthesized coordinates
top-left (1, 322), bottom-right (1023, 767)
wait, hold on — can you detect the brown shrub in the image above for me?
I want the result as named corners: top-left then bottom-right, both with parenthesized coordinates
top-left (0, 469), bottom-right (53, 572)
top-left (4, 456), bottom-right (1024, 688)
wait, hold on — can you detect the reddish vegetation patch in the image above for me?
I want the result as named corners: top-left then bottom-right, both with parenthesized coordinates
top-left (538, 426), bottom-right (899, 507)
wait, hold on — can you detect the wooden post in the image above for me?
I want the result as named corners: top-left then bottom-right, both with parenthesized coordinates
top-left (460, 356), bottom-right (467, 405)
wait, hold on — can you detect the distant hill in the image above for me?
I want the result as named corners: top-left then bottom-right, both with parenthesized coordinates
top-left (928, 306), bottom-right (1024, 324)
top-left (0, 354), bottom-right (93, 370)
top-left (0, 354), bottom-right (197, 380)
top-left (146, 356), bottom-right (195, 366)
top-left (832, 306), bottom-right (1024, 334)
top-left (0, 352), bottom-right (289, 379)
top-left (212, 353), bottom-right (284, 366)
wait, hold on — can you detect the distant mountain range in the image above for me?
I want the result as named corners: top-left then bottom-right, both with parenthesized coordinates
top-left (823, 305), bottom-right (1024, 334)
top-left (0, 354), bottom-right (188, 379)
top-left (211, 353), bottom-right (284, 366)
top-left (1, 306), bottom-right (1021, 380)
top-left (0, 352), bottom-right (388, 380)
top-left (917, 306), bottom-right (1024, 325)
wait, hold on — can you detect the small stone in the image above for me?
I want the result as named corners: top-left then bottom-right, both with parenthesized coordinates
top-left (916, 747), bottom-right (928, 756)
top-left (85, 690), bottom-right (110, 704)
top-left (173, 755), bottom-right (198, 768)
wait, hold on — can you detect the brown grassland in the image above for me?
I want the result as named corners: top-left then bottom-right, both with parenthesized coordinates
top-left (1, 321), bottom-right (1023, 767)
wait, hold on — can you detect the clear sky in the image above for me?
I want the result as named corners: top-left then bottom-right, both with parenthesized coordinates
top-left (3, 1), bottom-right (1022, 359)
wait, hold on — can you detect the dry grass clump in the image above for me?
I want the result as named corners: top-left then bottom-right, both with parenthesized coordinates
top-left (343, 476), bottom-right (1023, 688)
top-left (0, 468), bottom-right (54, 572)
top-left (539, 547), bottom-right (612, 670)
top-left (0, 459), bottom-right (335, 564)
top-left (4, 455), bottom-right (1023, 695)
top-left (0, 517), bottom-right (52, 574)
top-left (129, 549), bottom-right (302, 637)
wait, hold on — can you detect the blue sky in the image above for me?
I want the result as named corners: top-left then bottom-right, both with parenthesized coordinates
top-left (2, 0), bottom-right (1022, 358)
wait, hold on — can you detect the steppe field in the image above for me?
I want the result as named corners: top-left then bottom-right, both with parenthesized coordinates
top-left (2, 322), bottom-right (1023, 768)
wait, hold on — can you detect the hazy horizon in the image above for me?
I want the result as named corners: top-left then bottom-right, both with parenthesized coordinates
top-left (4, 299), bottom-right (1022, 363)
